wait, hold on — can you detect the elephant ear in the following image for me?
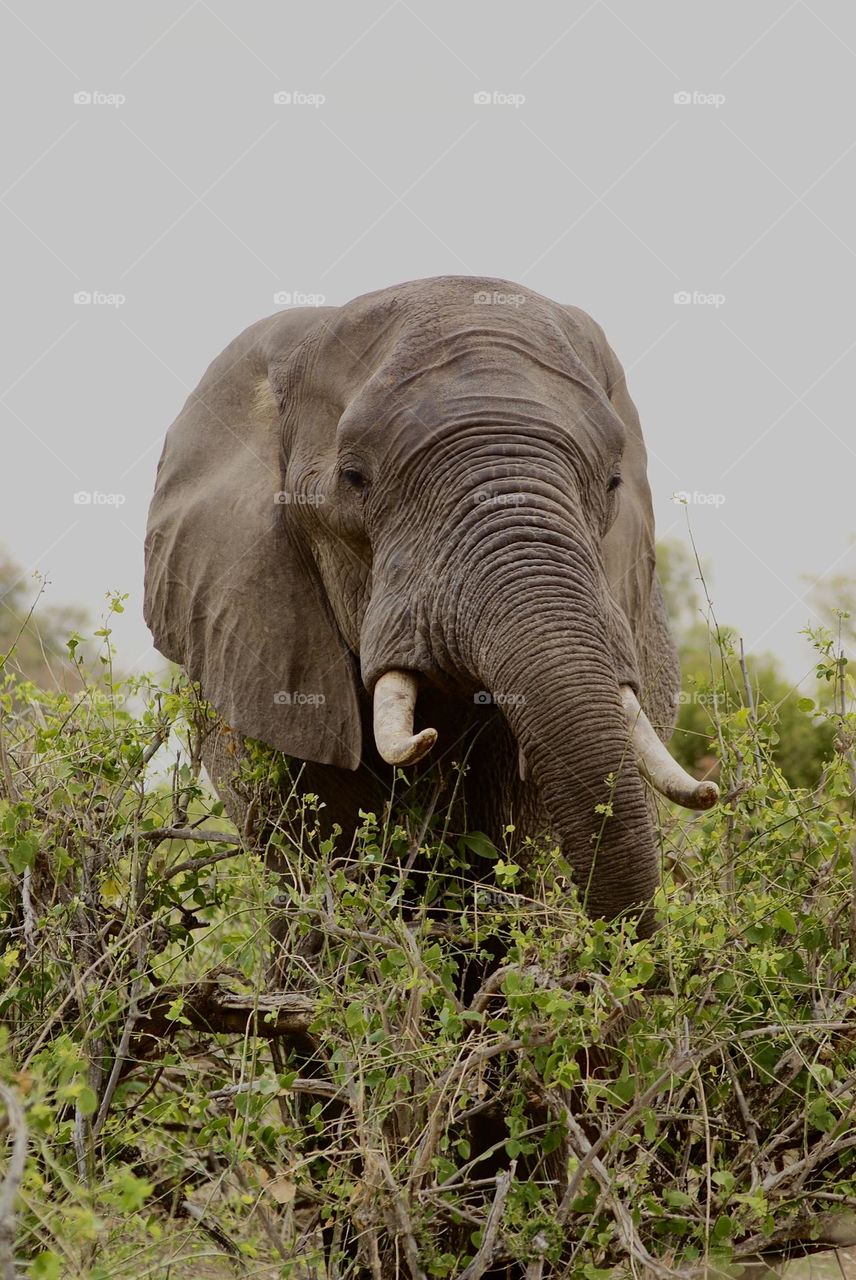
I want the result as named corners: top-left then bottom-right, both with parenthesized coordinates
top-left (144, 308), bottom-right (363, 769)
top-left (558, 305), bottom-right (657, 627)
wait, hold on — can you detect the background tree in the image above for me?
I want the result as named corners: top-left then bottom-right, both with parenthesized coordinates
top-left (0, 546), bottom-right (89, 690)
top-left (804, 550), bottom-right (856, 651)
top-left (657, 537), bottom-right (835, 788)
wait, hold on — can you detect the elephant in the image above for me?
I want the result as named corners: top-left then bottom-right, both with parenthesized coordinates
top-left (143, 275), bottom-right (718, 933)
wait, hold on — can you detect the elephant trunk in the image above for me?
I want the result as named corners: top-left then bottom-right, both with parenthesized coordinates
top-left (453, 547), bottom-right (661, 924)
top-left (363, 476), bottom-right (716, 922)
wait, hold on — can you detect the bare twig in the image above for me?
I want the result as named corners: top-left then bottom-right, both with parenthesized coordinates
top-left (456, 1163), bottom-right (515, 1280)
top-left (134, 985), bottom-right (315, 1043)
top-left (832, 634), bottom-right (856, 950)
top-left (139, 826), bottom-right (244, 847)
top-left (20, 866), bottom-right (36, 959)
top-left (93, 970), bottom-right (144, 1137)
top-left (161, 847), bottom-right (246, 881)
top-left (736, 1208), bottom-right (856, 1258)
top-left (0, 1085), bottom-right (27, 1280)
top-left (209, 1077), bottom-right (341, 1103)
top-left (180, 1198), bottom-right (246, 1266)
top-left (0, 710), bottom-right (18, 803)
top-left (549, 1091), bottom-right (680, 1280)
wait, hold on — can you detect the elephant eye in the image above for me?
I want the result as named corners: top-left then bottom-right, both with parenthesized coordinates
top-left (342, 467), bottom-right (368, 491)
top-left (607, 473), bottom-right (622, 493)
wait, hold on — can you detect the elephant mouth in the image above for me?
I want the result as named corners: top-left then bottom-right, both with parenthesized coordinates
top-left (372, 668), bottom-right (719, 812)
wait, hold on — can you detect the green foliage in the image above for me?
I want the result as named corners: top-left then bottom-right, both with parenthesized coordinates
top-left (0, 604), bottom-right (855, 1276)
top-left (658, 538), bottom-right (836, 788)
top-left (0, 546), bottom-right (90, 692)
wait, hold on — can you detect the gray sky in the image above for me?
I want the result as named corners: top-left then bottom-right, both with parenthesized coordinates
top-left (3, 1), bottom-right (855, 686)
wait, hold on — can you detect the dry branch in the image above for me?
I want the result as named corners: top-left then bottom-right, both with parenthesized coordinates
top-left (138, 826), bottom-right (245, 847)
top-left (134, 984), bottom-right (315, 1043)
top-left (0, 1084), bottom-right (27, 1280)
top-left (455, 1164), bottom-right (515, 1280)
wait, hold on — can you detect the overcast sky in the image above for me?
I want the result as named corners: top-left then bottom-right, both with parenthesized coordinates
top-left (3, 0), bottom-right (855, 686)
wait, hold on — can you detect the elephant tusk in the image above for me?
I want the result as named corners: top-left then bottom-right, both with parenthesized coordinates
top-left (373, 670), bottom-right (438, 767)
top-left (620, 686), bottom-right (719, 811)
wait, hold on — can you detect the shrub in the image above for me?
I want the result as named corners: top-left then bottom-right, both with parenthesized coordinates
top-left (0, 610), bottom-right (855, 1277)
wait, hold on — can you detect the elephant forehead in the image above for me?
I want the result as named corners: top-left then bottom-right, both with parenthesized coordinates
top-left (303, 279), bottom-right (569, 391)
top-left (277, 278), bottom-right (626, 461)
top-left (333, 341), bottom-right (626, 464)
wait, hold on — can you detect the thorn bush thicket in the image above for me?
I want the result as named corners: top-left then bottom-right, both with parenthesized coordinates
top-left (0, 609), bottom-right (854, 1278)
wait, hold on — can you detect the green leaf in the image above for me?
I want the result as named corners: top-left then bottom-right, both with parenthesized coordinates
top-left (112, 1169), bottom-right (154, 1212)
top-left (458, 831), bottom-right (498, 860)
top-left (808, 1097), bottom-right (836, 1132)
top-left (344, 1002), bottom-right (366, 1033)
top-left (166, 996), bottom-right (191, 1027)
top-left (664, 1189), bottom-right (693, 1208)
top-left (28, 1254), bottom-right (62, 1280)
top-left (711, 1214), bottom-right (736, 1244)
top-left (76, 1085), bottom-right (98, 1117)
top-left (773, 906), bottom-right (797, 935)
top-left (10, 835), bottom-right (38, 873)
top-left (712, 1170), bottom-right (736, 1194)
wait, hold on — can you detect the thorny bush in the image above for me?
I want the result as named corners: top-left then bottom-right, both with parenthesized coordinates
top-left (0, 600), bottom-right (855, 1277)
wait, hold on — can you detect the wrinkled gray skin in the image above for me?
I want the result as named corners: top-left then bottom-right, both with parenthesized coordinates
top-left (144, 277), bottom-right (679, 926)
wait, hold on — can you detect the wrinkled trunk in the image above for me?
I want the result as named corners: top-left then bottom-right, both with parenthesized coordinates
top-left (461, 571), bottom-right (659, 926)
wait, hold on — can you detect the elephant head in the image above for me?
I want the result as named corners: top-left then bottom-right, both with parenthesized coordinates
top-left (144, 277), bottom-right (716, 924)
